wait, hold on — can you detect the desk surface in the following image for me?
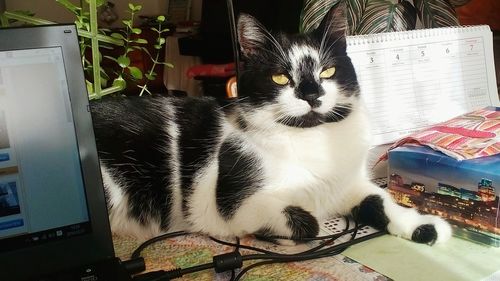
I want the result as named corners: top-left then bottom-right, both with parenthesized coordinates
top-left (113, 231), bottom-right (499, 281)
top-left (113, 233), bottom-right (390, 281)
top-left (344, 234), bottom-right (500, 281)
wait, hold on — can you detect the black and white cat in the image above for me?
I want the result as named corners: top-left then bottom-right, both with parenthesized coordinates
top-left (91, 6), bottom-right (451, 245)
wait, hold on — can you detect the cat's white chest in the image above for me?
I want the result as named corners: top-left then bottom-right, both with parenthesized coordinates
top-left (251, 125), bottom-right (345, 189)
top-left (243, 109), bottom-right (371, 218)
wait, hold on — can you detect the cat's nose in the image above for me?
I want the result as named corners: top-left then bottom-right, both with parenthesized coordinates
top-left (301, 93), bottom-right (322, 108)
top-left (297, 80), bottom-right (323, 108)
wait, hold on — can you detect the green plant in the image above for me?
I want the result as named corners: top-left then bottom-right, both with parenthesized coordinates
top-left (299, 0), bottom-right (472, 34)
top-left (0, 0), bottom-right (172, 99)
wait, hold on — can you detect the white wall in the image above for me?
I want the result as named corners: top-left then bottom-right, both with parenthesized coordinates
top-left (5, 0), bottom-right (169, 26)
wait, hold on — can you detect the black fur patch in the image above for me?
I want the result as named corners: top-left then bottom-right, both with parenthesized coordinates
top-left (352, 195), bottom-right (389, 231)
top-left (91, 96), bottom-right (173, 229)
top-left (283, 206), bottom-right (319, 239)
top-left (174, 98), bottom-right (223, 214)
top-left (216, 139), bottom-right (262, 219)
top-left (411, 224), bottom-right (438, 245)
top-left (324, 104), bottom-right (352, 123)
top-left (254, 227), bottom-right (280, 244)
top-left (277, 103), bottom-right (352, 128)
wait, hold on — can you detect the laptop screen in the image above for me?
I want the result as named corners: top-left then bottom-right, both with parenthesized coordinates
top-left (0, 47), bottom-right (91, 251)
top-left (0, 25), bottom-right (115, 281)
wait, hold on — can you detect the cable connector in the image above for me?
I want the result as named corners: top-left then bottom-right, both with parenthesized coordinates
top-left (213, 251), bottom-right (243, 273)
top-left (132, 270), bottom-right (167, 281)
top-left (121, 257), bottom-right (146, 275)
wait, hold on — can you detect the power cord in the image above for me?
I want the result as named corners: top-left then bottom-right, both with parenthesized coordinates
top-left (131, 217), bottom-right (386, 281)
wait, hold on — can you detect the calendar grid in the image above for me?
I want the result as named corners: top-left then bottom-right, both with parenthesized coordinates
top-left (347, 26), bottom-right (499, 145)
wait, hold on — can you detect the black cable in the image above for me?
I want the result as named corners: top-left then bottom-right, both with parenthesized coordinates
top-left (131, 217), bottom-right (385, 281)
top-left (228, 237), bottom-right (240, 281)
top-left (209, 217), bottom-right (358, 258)
top-left (231, 230), bottom-right (386, 281)
top-left (225, 0), bottom-right (241, 82)
top-left (130, 231), bottom-right (188, 259)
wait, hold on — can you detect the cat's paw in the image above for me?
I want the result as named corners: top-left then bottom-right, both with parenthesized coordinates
top-left (413, 215), bottom-right (452, 244)
top-left (388, 214), bottom-right (452, 245)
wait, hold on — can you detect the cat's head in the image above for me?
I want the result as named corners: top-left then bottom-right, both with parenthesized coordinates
top-left (236, 4), bottom-right (359, 129)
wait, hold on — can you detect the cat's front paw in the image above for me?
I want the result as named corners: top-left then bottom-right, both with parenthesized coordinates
top-left (389, 214), bottom-right (452, 245)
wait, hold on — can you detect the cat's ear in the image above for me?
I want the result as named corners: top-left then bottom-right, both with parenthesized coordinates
top-left (314, 2), bottom-right (348, 49)
top-left (237, 13), bottom-right (269, 57)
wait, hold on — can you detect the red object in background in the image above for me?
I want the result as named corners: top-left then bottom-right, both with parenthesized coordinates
top-left (186, 63), bottom-right (236, 78)
top-left (455, 0), bottom-right (500, 30)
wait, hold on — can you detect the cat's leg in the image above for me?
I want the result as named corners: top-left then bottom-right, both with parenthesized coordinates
top-left (228, 193), bottom-right (320, 242)
top-left (343, 179), bottom-right (452, 244)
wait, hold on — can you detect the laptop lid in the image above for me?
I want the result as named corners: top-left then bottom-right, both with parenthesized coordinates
top-left (0, 24), bottom-right (115, 281)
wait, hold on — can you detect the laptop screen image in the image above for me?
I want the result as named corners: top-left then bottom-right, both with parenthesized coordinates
top-left (0, 46), bottom-right (91, 252)
top-left (0, 25), bottom-right (116, 281)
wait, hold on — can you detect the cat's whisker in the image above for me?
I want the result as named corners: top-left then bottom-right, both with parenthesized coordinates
top-left (254, 21), bottom-right (288, 63)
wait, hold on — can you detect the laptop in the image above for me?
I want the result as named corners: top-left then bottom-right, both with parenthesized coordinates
top-left (0, 25), bottom-right (132, 281)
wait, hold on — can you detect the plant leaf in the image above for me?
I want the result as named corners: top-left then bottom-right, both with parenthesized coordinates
top-left (145, 73), bottom-right (157, 80)
top-left (110, 32), bottom-right (126, 41)
top-left (157, 38), bottom-right (166, 45)
top-left (356, 0), bottom-right (417, 34)
top-left (413, 0), bottom-right (459, 28)
top-left (134, 38), bottom-right (148, 44)
top-left (56, 0), bottom-right (81, 16)
top-left (157, 15), bottom-right (166, 22)
top-left (299, 0), bottom-right (342, 33)
top-left (86, 80), bottom-right (93, 95)
top-left (112, 77), bottom-right (126, 89)
top-left (103, 55), bottom-right (118, 63)
top-left (117, 55), bottom-right (130, 68)
top-left (122, 19), bottom-right (132, 28)
top-left (345, 0), bottom-right (367, 35)
top-left (448, 0), bottom-right (472, 7)
top-left (157, 62), bottom-right (174, 68)
top-left (131, 28), bottom-right (142, 35)
top-left (128, 66), bottom-right (143, 80)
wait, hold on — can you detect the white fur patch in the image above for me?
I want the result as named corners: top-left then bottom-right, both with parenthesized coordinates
top-left (101, 167), bottom-right (161, 240)
top-left (277, 87), bottom-right (310, 117)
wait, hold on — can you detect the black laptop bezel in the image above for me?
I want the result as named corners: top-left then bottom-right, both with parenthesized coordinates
top-left (0, 24), bottom-right (115, 281)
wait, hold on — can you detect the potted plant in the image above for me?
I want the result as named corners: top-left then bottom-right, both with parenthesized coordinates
top-left (0, 0), bottom-right (172, 99)
top-left (299, 0), bottom-right (472, 34)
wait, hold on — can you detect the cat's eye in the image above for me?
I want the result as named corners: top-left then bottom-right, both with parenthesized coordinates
top-left (271, 74), bottom-right (290, 85)
top-left (320, 67), bottom-right (336, 79)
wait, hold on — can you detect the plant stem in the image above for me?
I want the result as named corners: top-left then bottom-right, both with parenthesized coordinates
top-left (89, 0), bottom-right (102, 99)
top-left (139, 51), bottom-right (160, 96)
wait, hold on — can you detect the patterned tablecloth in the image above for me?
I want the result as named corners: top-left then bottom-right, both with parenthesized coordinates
top-left (113, 233), bottom-right (391, 281)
